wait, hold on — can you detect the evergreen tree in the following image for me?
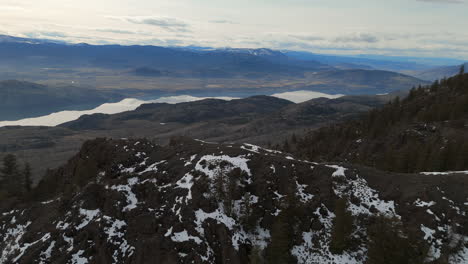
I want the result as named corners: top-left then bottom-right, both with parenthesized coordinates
top-left (460, 64), bottom-right (465, 76)
top-left (291, 133), bottom-right (297, 144)
top-left (249, 246), bottom-right (264, 264)
top-left (329, 198), bottom-right (354, 254)
top-left (283, 139), bottom-right (290, 152)
top-left (265, 211), bottom-right (294, 264)
top-left (23, 162), bottom-right (32, 193)
top-left (1, 154), bottom-right (22, 196)
top-left (366, 217), bottom-right (427, 264)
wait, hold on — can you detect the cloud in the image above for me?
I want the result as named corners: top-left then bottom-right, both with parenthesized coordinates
top-left (334, 33), bottom-right (379, 43)
top-left (96, 29), bottom-right (136, 35)
top-left (210, 20), bottom-right (237, 24)
top-left (24, 31), bottom-right (68, 39)
top-left (289, 35), bottom-right (324, 42)
top-left (0, 4), bottom-right (26, 12)
top-left (116, 16), bottom-right (191, 32)
top-left (416, 0), bottom-right (464, 3)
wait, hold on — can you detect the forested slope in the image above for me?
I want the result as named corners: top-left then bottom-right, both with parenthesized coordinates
top-left (294, 69), bottom-right (468, 173)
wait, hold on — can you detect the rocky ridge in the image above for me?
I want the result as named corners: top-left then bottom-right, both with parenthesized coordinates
top-left (1, 138), bottom-right (467, 263)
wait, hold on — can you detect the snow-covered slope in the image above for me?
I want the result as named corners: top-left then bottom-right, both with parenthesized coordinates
top-left (1, 138), bottom-right (467, 263)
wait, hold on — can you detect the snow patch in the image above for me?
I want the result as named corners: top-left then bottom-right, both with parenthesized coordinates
top-left (414, 199), bottom-right (436, 207)
top-left (76, 209), bottom-right (100, 230)
top-left (171, 230), bottom-right (203, 244)
top-left (296, 181), bottom-right (314, 203)
top-left (109, 177), bottom-right (140, 211)
top-left (421, 170), bottom-right (468, 175)
top-left (71, 250), bottom-right (88, 264)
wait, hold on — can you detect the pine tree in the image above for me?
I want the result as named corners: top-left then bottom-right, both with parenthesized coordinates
top-left (329, 198), bottom-right (354, 254)
top-left (265, 212), bottom-right (294, 264)
top-left (23, 162), bottom-right (32, 193)
top-left (367, 217), bottom-right (427, 264)
top-left (459, 64), bottom-right (465, 76)
top-left (283, 139), bottom-right (290, 152)
top-left (249, 246), bottom-right (264, 264)
top-left (291, 133), bottom-right (297, 144)
top-left (1, 154), bottom-right (22, 196)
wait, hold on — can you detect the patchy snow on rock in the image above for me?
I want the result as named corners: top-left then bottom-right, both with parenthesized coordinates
top-left (109, 177), bottom-right (140, 212)
top-left (184, 155), bottom-right (198, 166)
top-left (41, 198), bottom-right (60, 205)
top-left (347, 176), bottom-right (397, 217)
top-left (441, 196), bottom-right (466, 216)
top-left (195, 208), bottom-right (237, 233)
top-left (241, 144), bottom-right (260, 154)
top-left (449, 236), bottom-right (468, 264)
top-left (273, 191), bottom-right (284, 199)
top-left (195, 155), bottom-right (252, 183)
top-left (0, 221), bottom-right (32, 263)
top-left (250, 227), bottom-right (271, 250)
top-left (171, 230), bottom-right (203, 244)
top-left (426, 209), bottom-right (441, 221)
top-left (13, 233), bottom-right (51, 262)
top-left (56, 220), bottom-right (70, 230)
top-left (240, 143), bottom-right (282, 156)
top-left (120, 166), bottom-right (136, 174)
top-left (291, 205), bottom-right (365, 264)
top-left (414, 199), bottom-right (436, 207)
top-left (420, 224), bottom-right (443, 261)
top-left (62, 234), bottom-right (74, 252)
top-left (71, 250), bottom-right (88, 264)
top-left (421, 225), bottom-right (436, 240)
top-left (421, 171), bottom-right (468, 175)
top-left (138, 160), bottom-right (166, 175)
top-left (175, 173), bottom-right (194, 203)
top-left (270, 165), bottom-right (276, 173)
top-left (76, 209), bottom-right (100, 230)
top-left (330, 166), bottom-right (398, 218)
top-left (103, 217), bottom-right (126, 241)
top-left (296, 181), bottom-right (314, 203)
top-left (39, 240), bottom-right (56, 264)
top-left (327, 165), bottom-right (347, 177)
top-left (231, 226), bottom-right (272, 251)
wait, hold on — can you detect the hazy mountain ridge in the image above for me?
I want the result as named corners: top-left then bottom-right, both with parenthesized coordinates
top-left (0, 80), bottom-right (124, 120)
top-left (0, 95), bottom-right (389, 182)
top-left (410, 63), bottom-right (468, 81)
top-left (0, 35), bottom-right (426, 95)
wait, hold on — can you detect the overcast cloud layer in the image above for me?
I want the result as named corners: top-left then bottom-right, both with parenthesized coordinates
top-left (0, 0), bottom-right (467, 59)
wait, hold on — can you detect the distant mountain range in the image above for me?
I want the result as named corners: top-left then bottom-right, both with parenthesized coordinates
top-left (2, 34), bottom-right (466, 123)
top-left (0, 34), bottom-right (427, 96)
top-left (409, 62), bottom-right (468, 81)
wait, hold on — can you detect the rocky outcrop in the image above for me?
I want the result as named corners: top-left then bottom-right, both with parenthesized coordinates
top-left (1, 138), bottom-right (467, 263)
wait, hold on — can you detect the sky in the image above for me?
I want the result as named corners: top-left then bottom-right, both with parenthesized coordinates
top-left (0, 0), bottom-right (467, 59)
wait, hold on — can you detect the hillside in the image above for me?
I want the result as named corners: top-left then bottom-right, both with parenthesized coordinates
top-left (1, 137), bottom-right (467, 263)
top-left (294, 72), bottom-right (468, 173)
top-left (0, 95), bottom-right (388, 182)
